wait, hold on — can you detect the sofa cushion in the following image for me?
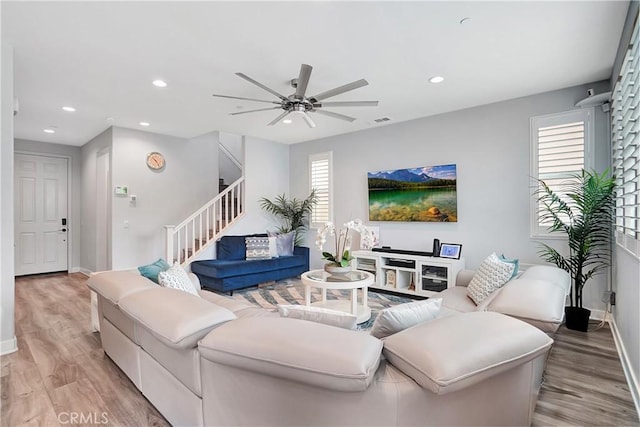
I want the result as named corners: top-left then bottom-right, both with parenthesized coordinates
top-left (487, 277), bottom-right (568, 333)
top-left (467, 253), bottom-right (515, 304)
top-left (119, 287), bottom-right (237, 349)
top-left (277, 304), bottom-right (358, 330)
top-left (370, 298), bottom-right (442, 339)
top-left (137, 258), bottom-right (171, 284)
top-left (197, 290), bottom-right (255, 312)
top-left (198, 317), bottom-right (382, 392)
top-left (158, 262), bottom-right (200, 296)
top-left (191, 255), bottom-right (305, 279)
top-left (382, 312), bottom-right (553, 395)
top-left (87, 270), bottom-right (157, 305)
top-left (440, 286), bottom-right (504, 314)
top-left (520, 265), bottom-right (571, 295)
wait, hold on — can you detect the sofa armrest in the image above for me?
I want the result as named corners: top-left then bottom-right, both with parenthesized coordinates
top-left (455, 269), bottom-right (476, 287)
top-left (383, 312), bottom-right (553, 395)
top-left (199, 317), bottom-right (382, 392)
top-left (293, 245), bottom-right (309, 257)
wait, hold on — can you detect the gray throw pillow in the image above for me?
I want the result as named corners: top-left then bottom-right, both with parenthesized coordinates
top-left (268, 231), bottom-right (295, 256)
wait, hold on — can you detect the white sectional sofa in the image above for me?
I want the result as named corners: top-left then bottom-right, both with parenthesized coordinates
top-left (87, 265), bottom-right (567, 426)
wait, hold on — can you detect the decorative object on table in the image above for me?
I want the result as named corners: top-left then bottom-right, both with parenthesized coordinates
top-left (439, 243), bottom-right (462, 259)
top-left (146, 151), bottom-right (165, 170)
top-left (385, 270), bottom-right (396, 288)
top-left (316, 219), bottom-right (373, 268)
top-left (260, 190), bottom-right (317, 245)
top-left (535, 169), bottom-right (615, 332)
top-left (367, 164), bottom-right (457, 222)
top-left (361, 226), bottom-right (380, 250)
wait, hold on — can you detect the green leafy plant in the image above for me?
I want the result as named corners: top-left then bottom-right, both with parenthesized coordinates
top-left (259, 190), bottom-right (318, 245)
top-left (535, 169), bottom-right (616, 308)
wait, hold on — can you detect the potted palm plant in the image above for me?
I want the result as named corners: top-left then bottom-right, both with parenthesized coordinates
top-left (259, 190), bottom-right (317, 245)
top-left (535, 169), bottom-right (616, 331)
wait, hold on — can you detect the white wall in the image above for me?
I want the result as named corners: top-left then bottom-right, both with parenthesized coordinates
top-left (14, 139), bottom-right (82, 272)
top-left (290, 81), bottom-right (611, 312)
top-left (0, 42), bottom-right (17, 355)
top-left (80, 127), bottom-right (112, 273)
top-left (220, 135), bottom-right (289, 236)
top-left (109, 128), bottom-right (218, 269)
top-left (219, 131), bottom-right (243, 185)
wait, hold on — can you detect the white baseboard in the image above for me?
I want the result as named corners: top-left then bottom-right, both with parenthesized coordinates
top-left (610, 315), bottom-right (640, 418)
top-left (77, 267), bottom-right (93, 277)
top-left (1, 336), bottom-right (18, 355)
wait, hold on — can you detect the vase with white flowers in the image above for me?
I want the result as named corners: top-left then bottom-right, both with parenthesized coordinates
top-left (316, 219), bottom-right (373, 273)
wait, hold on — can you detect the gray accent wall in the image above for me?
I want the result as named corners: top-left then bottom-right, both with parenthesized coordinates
top-left (109, 128), bottom-right (218, 269)
top-left (14, 139), bottom-right (82, 272)
top-left (0, 42), bottom-right (16, 354)
top-left (290, 81), bottom-right (611, 312)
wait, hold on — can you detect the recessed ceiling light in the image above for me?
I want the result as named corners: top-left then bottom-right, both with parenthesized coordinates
top-left (429, 76), bottom-right (445, 84)
top-left (43, 129), bottom-right (55, 134)
top-left (152, 80), bottom-right (167, 88)
top-left (139, 122), bottom-right (150, 126)
top-left (283, 119), bottom-right (293, 124)
top-left (62, 106), bottom-right (76, 112)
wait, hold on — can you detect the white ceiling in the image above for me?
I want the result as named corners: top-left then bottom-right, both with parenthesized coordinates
top-left (2, 1), bottom-right (629, 146)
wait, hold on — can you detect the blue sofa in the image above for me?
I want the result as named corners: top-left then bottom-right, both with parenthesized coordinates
top-left (190, 234), bottom-right (309, 294)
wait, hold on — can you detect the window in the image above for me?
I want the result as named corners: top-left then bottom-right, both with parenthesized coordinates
top-left (309, 152), bottom-right (332, 227)
top-left (612, 21), bottom-right (639, 257)
top-left (530, 108), bottom-right (594, 237)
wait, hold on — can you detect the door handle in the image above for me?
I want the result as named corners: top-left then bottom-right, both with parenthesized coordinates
top-left (59, 228), bottom-right (67, 232)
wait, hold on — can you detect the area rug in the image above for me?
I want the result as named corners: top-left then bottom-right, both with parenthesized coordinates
top-left (231, 279), bottom-right (414, 330)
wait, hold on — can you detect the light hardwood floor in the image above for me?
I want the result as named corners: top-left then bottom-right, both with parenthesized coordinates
top-left (1, 273), bottom-right (638, 426)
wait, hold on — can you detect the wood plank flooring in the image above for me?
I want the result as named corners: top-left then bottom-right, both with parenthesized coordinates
top-left (1, 272), bottom-right (638, 426)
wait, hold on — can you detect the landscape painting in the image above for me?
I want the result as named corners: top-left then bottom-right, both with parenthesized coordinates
top-left (368, 164), bottom-right (457, 222)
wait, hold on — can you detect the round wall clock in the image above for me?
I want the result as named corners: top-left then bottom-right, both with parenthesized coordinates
top-left (146, 152), bottom-right (165, 170)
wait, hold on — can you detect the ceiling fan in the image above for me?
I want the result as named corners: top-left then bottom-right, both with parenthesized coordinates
top-left (212, 64), bottom-right (378, 128)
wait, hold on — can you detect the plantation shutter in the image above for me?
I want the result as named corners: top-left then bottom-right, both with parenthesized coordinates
top-left (612, 20), bottom-right (639, 257)
top-left (309, 152), bottom-right (332, 226)
top-left (530, 109), bottom-right (593, 236)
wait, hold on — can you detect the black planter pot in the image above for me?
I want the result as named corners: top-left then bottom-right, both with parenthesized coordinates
top-left (565, 306), bottom-right (591, 332)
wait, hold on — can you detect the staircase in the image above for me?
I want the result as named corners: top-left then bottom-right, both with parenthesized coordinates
top-left (165, 177), bottom-right (245, 265)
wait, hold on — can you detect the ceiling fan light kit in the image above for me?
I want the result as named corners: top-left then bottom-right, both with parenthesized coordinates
top-left (213, 64), bottom-right (379, 128)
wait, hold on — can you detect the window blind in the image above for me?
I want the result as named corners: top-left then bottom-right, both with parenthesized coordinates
top-left (612, 20), bottom-right (639, 256)
top-left (309, 152), bottom-right (332, 226)
top-left (530, 109), bottom-right (592, 236)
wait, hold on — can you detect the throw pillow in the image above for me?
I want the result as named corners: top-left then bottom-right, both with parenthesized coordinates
top-left (268, 231), bottom-right (295, 256)
top-left (466, 253), bottom-right (516, 305)
top-left (370, 298), bottom-right (442, 339)
top-left (499, 254), bottom-right (520, 279)
top-left (158, 262), bottom-right (199, 296)
top-left (137, 258), bottom-right (171, 284)
top-left (245, 236), bottom-right (271, 260)
top-left (268, 236), bottom-right (279, 258)
top-left (277, 304), bottom-right (358, 330)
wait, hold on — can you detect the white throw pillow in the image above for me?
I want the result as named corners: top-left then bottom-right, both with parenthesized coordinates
top-left (268, 236), bottom-right (279, 258)
top-left (277, 304), bottom-right (358, 330)
top-left (370, 298), bottom-right (442, 339)
top-left (158, 262), bottom-right (199, 297)
top-left (466, 253), bottom-right (515, 305)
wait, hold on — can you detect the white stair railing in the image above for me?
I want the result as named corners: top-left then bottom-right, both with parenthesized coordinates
top-left (165, 177), bottom-right (245, 265)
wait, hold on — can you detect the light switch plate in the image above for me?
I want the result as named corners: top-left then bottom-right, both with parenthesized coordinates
top-left (115, 186), bottom-right (128, 195)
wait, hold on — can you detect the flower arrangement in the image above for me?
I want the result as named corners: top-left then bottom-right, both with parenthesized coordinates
top-left (315, 219), bottom-right (374, 267)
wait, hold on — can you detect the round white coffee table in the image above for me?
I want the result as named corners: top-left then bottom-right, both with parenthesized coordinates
top-left (300, 270), bottom-right (374, 323)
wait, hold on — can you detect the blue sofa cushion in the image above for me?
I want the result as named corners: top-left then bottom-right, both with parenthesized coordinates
top-left (192, 254), bottom-right (305, 279)
top-left (217, 234), bottom-right (267, 261)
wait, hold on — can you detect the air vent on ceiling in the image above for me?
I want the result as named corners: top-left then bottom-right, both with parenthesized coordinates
top-left (374, 117), bottom-right (391, 123)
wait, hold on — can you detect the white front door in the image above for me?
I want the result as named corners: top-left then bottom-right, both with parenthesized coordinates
top-left (14, 154), bottom-right (68, 276)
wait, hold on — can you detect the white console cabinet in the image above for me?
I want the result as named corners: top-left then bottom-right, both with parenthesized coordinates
top-left (352, 250), bottom-right (465, 297)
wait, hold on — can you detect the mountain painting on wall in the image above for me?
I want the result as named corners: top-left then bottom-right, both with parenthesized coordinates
top-left (368, 164), bottom-right (457, 222)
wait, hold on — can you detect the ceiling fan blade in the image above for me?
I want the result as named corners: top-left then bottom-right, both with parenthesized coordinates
top-left (314, 101), bottom-right (379, 107)
top-left (268, 110), bottom-right (291, 126)
top-left (212, 94), bottom-right (281, 104)
top-left (295, 64), bottom-right (313, 99)
top-left (230, 107), bottom-right (282, 116)
top-left (314, 109), bottom-right (356, 122)
top-left (302, 112), bottom-right (316, 128)
top-left (309, 79), bottom-right (369, 102)
top-left (236, 72), bottom-right (289, 101)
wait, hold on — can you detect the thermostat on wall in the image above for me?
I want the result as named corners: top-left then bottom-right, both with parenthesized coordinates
top-left (115, 186), bottom-right (128, 196)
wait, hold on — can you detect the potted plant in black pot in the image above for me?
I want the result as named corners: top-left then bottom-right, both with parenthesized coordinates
top-left (535, 169), bottom-right (615, 332)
